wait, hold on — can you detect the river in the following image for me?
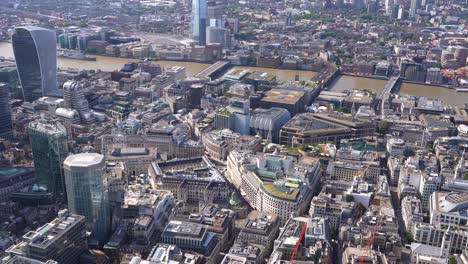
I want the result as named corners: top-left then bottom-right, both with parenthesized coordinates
top-left (328, 74), bottom-right (468, 107)
top-left (1, 41), bottom-right (467, 106)
top-left (0, 41), bottom-right (316, 81)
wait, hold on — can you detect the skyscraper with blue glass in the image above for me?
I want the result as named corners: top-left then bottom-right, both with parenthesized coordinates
top-left (64, 153), bottom-right (110, 244)
top-left (12, 26), bottom-right (60, 102)
top-left (192, 0), bottom-right (208, 45)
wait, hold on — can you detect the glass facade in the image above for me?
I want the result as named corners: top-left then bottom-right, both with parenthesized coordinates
top-left (12, 26), bottom-right (59, 102)
top-left (192, 0), bottom-right (208, 45)
top-left (0, 84), bottom-right (12, 139)
top-left (28, 119), bottom-right (68, 199)
top-left (64, 153), bottom-right (110, 244)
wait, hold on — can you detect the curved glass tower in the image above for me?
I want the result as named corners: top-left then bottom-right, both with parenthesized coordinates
top-left (12, 26), bottom-right (59, 102)
top-left (192, 0), bottom-right (208, 45)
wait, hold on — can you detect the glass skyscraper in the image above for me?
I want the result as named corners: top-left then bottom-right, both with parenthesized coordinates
top-left (192, 0), bottom-right (208, 45)
top-left (28, 119), bottom-right (69, 199)
top-left (64, 153), bottom-right (110, 244)
top-left (12, 26), bottom-right (60, 102)
top-left (0, 83), bottom-right (13, 139)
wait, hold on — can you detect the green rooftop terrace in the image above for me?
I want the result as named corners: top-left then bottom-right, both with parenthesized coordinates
top-left (262, 182), bottom-right (299, 201)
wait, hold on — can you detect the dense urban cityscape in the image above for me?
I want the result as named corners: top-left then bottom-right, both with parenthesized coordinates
top-left (0, 0), bottom-right (467, 263)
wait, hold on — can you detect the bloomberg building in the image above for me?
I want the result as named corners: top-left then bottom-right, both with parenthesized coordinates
top-left (12, 26), bottom-right (60, 102)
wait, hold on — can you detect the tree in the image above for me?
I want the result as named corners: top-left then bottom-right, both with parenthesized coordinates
top-left (377, 120), bottom-right (389, 135)
top-left (405, 232), bottom-right (414, 243)
top-left (448, 256), bottom-right (457, 264)
top-left (337, 106), bottom-right (351, 114)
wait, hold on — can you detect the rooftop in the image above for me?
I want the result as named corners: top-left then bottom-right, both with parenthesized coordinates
top-left (262, 89), bottom-right (304, 104)
top-left (261, 181), bottom-right (300, 201)
top-left (163, 220), bottom-right (204, 238)
top-left (22, 210), bottom-right (84, 250)
top-left (64, 153), bottom-right (104, 168)
top-left (153, 156), bottom-right (225, 182)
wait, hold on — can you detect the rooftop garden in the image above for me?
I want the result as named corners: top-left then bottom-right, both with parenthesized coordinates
top-left (262, 182), bottom-right (299, 201)
top-left (217, 108), bottom-right (232, 116)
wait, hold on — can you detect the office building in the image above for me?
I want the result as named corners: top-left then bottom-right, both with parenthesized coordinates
top-left (401, 196), bottom-right (424, 234)
top-left (12, 26), bottom-right (59, 102)
top-left (260, 89), bottom-right (305, 116)
top-left (236, 211), bottom-right (279, 255)
top-left (64, 153), bottom-right (111, 244)
top-left (410, 0), bottom-right (422, 17)
top-left (269, 217), bottom-right (332, 263)
top-left (279, 113), bottom-right (375, 147)
top-left (149, 156), bottom-right (231, 204)
top-left (192, 0), bottom-right (208, 45)
top-left (202, 130), bottom-right (262, 161)
top-left (1, 256), bottom-right (58, 264)
top-left (121, 185), bottom-right (174, 230)
top-left (385, 0), bottom-right (393, 15)
top-left (429, 192), bottom-right (468, 227)
top-left (309, 184), bottom-right (355, 230)
top-left (250, 108), bottom-right (291, 143)
top-left (223, 243), bottom-right (264, 264)
top-left (207, 26), bottom-right (231, 49)
top-left (228, 98), bottom-right (250, 135)
top-left (214, 98), bottom-right (251, 135)
top-left (419, 174), bottom-right (442, 209)
top-left (454, 46), bottom-right (468, 66)
top-left (0, 83), bottom-right (13, 139)
top-left (425, 68), bottom-right (444, 84)
top-left (227, 151), bottom-right (320, 223)
top-left (410, 242), bottom-right (450, 264)
top-left (62, 81), bottom-right (95, 124)
top-left (5, 210), bottom-right (86, 264)
top-left (161, 221), bottom-right (219, 260)
top-left (0, 167), bottom-right (36, 202)
top-left (28, 119), bottom-right (69, 199)
top-left (342, 247), bottom-right (388, 264)
top-left (413, 224), bottom-right (468, 254)
top-left (400, 61), bottom-right (426, 82)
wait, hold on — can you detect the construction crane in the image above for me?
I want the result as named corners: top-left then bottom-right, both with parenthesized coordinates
top-left (289, 223), bottom-right (307, 264)
top-left (358, 223), bottom-right (381, 264)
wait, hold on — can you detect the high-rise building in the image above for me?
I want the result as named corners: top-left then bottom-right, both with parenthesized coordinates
top-left (207, 0), bottom-right (224, 27)
top-left (385, 0), bottom-right (393, 15)
top-left (62, 81), bottom-right (95, 124)
top-left (64, 153), bottom-right (110, 244)
top-left (391, 4), bottom-right (400, 19)
top-left (192, 0), bottom-right (208, 45)
top-left (228, 98), bottom-right (250, 135)
top-left (28, 119), bottom-right (68, 199)
top-left (398, 5), bottom-right (405, 20)
top-left (206, 26), bottom-right (231, 49)
top-left (12, 26), bottom-right (60, 102)
top-left (410, 0), bottom-right (421, 17)
top-left (354, 0), bottom-right (365, 9)
top-left (0, 83), bottom-right (13, 139)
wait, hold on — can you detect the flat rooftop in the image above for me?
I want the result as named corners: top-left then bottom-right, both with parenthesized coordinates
top-left (163, 220), bottom-right (204, 238)
top-left (64, 153), bottom-right (104, 168)
top-left (23, 211), bottom-right (84, 250)
top-left (262, 89), bottom-right (304, 105)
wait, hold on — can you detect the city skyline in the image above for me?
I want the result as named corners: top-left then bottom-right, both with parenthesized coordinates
top-left (0, 0), bottom-right (467, 263)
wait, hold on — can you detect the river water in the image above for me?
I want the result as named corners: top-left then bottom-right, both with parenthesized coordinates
top-left (1, 41), bottom-right (467, 106)
top-left (327, 75), bottom-right (467, 107)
